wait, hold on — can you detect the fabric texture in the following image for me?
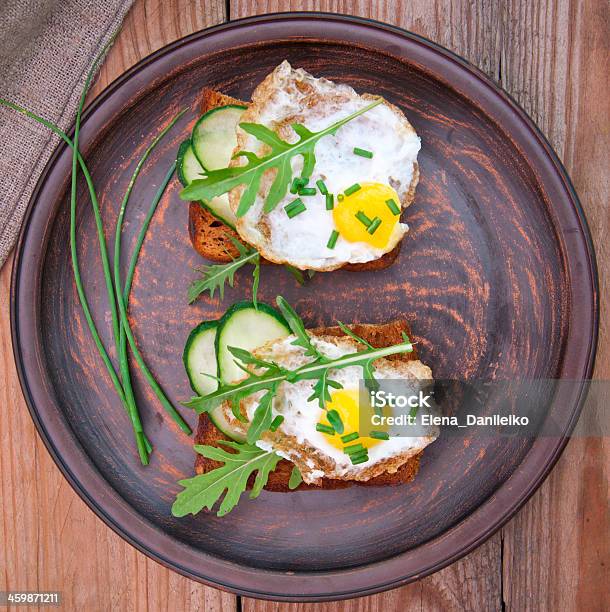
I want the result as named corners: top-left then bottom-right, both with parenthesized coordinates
top-left (0, 0), bottom-right (134, 267)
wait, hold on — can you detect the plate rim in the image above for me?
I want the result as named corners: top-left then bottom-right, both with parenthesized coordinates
top-left (10, 12), bottom-right (599, 602)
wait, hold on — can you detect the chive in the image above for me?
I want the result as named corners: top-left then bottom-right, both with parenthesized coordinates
top-left (341, 432), bottom-right (359, 443)
top-left (353, 147), bottom-right (373, 158)
top-left (327, 230), bottom-right (339, 249)
top-left (351, 452), bottom-right (369, 465)
top-left (270, 415), bottom-right (284, 432)
top-left (113, 111), bottom-right (192, 437)
top-left (326, 409), bottom-right (344, 434)
top-left (367, 217), bottom-right (382, 234)
top-left (284, 198), bottom-right (306, 218)
top-left (344, 183), bottom-right (361, 196)
top-left (338, 194), bottom-right (345, 202)
top-left (370, 430), bottom-right (390, 440)
top-left (291, 177), bottom-right (307, 193)
top-left (316, 179), bottom-right (328, 195)
top-left (298, 187), bottom-right (317, 196)
top-left (290, 178), bottom-right (300, 194)
top-left (325, 193), bottom-right (334, 210)
top-left (356, 210), bottom-right (372, 227)
top-left (344, 443), bottom-right (365, 455)
top-left (316, 423), bottom-right (335, 434)
top-left (385, 198), bottom-right (401, 215)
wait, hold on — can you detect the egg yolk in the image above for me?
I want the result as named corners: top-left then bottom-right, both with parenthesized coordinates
top-left (332, 182), bottom-right (401, 249)
top-left (320, 389), bottom-right (388, 451)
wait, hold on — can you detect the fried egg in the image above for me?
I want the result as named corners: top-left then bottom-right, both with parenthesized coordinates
top-left (219, 334), bottom-right (438, 484)
top-left (230, 61), bottom-right (421, 271)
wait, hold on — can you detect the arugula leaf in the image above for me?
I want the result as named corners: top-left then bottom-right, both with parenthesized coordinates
top-left (337, 321), bottom-right (374, 349)
top-left (307, 371), bottom-right (343, 408)
top-left (227, 346), bottom-right (281, 372)
top-left (247, 383), bottom-right (279, 444)
top-left (172, 441), bottom-right (282, 517)
top-left (180, 99), bottom-right (383, 217)
top-left (275, 295), bottom-right (324, 360)
top-left (288, 466), bottom-right (303, 490)
top-left (187, 236), bottom-right (260, 304)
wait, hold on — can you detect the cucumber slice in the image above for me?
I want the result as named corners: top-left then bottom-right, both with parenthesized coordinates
top-left (183, 320), bottom-right (245, 441)
top-left (176, 138), bottom-right (237, 229)
top-left (176, 139), bottom-right (204, 187)
top-left (216, 301), bottom-right (290, 385)
top-left (191, 105), bottom-right (246, 171)
top-left (183, 320), bottom-right (219, 397)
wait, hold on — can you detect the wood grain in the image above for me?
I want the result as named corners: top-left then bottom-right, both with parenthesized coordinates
top-left (0, 1), bottom-right (607, 611)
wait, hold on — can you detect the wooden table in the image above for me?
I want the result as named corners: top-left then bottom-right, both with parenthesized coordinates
top-left (1, 1), bottom-right (607, 610)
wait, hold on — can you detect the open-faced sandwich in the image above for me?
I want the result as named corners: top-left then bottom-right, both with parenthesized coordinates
top-left (173, 297), bottom-right (438, 517)
top-left (178, 61), bottom-right (421, 273)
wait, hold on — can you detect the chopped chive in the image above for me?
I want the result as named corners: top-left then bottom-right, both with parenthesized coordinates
top-left (344, 183), bottom-right (362, 196)
top-left (290, 177), bottom-right (307, 193)
top-left (338, 194), bottom-right (345, 202)
top-left (298, 187), bottom-right (317, 196)
top-left (385, 198), bottom-right (401, 215)
top-left (353, 147), bottom-right (373, 158)
top-left (270, 415), bottom-right (284, 432)
top-left (367, 217), bottom-right (382, 234)
top-left (355, 210), bottom-right (372, 227)
top-left (327, 229), bottom-right (339, 249)
top-left (350, 452), bottom-right (369, 465)
top-left (326, 409), bottom-right (344, 434)
top-left (316, 179), bottom-right (328, 195)
top-left (325, 193), bottom-right (334, 210)
top-left (370, 430), bottom-right (390, 440)
top-left (344, 443), bottom-right (365, 455)
top-left (284, 198), bottom-right (306, 218)
top-left (341, 432), bottom-right (359, 443)
top-left (316, 423), bottom-right (335, 434)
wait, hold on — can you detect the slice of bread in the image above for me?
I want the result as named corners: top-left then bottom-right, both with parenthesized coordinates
top-left (187, 88), bottom-right (403, 269)
top-left (194, 319), bottom-right (424, 491)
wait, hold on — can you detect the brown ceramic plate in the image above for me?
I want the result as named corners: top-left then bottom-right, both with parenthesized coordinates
top-left (11, 13), bottom-right (597, 602)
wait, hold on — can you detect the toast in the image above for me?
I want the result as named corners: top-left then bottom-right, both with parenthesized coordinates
top-left (194, 319), bottom-right (423, 491)
top-left (188, 88), bottom-right (404, 269)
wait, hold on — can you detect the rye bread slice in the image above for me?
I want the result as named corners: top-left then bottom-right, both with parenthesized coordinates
top-left (193, 319), bottom-right (424, 492)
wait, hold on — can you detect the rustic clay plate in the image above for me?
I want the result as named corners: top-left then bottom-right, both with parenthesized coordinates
top-left (11, 13), bottom-right (597, 601)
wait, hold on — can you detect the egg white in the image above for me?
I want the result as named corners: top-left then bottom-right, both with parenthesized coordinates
top-left (222, 335), bottom-right (438, 483)
top-left (230, 61), bottom-right (421, 271)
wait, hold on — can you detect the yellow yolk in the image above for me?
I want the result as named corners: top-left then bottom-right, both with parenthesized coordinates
top-left (320, 389), bottom-right (385, 451)
top-left (332, 182), bottom-right (401, 248)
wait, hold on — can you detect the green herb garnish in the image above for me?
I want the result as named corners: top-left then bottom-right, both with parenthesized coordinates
top-left (316, 179), bottom-right (328, 194)
top-left (355, 211), bottom-right (372, 227)
top-left (316, 423), bottom-right (335, 434)
top-left (325, 193), bottom-right (334, 210)
top-left (338, 194), bottom-right (345, 202)
top-left (341, 432), bottom-right (359, 443)
top-left (172, 442), bottom-right (282, 517)
top-left (284, 198), bottom-right (306, 218)
top-left (298, 187), bottom-right (317, 196)
top-left (350, 452), bottom-right (369, 465)
top-left (370, 430), bottom-right (390, 440)
top-left (288, 466), bottom-right (303, 489)
top-left (344, 443), bottom-right (365, 455)
top-left (327, 230), bottom-right (339, 249)
top-left (367, 217), bottom-right (382, 234)
top-left (270, 415), bottom-right (284, 432)
top-left (353, 147), bottom-right (373, 158)
top-left (326, 409), bottom-right (344, 434)
top-left (385, 198), bottom-right (400, 215)
top-left (344, 183), bottom-right (362, 196)
top-left (180, 99), bottom-right (383, 217)
top-left (188, 236), bottom-right (260, 304)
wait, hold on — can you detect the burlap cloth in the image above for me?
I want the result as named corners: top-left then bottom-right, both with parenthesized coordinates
top-left (0, 0), bottom-right (134, 268)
